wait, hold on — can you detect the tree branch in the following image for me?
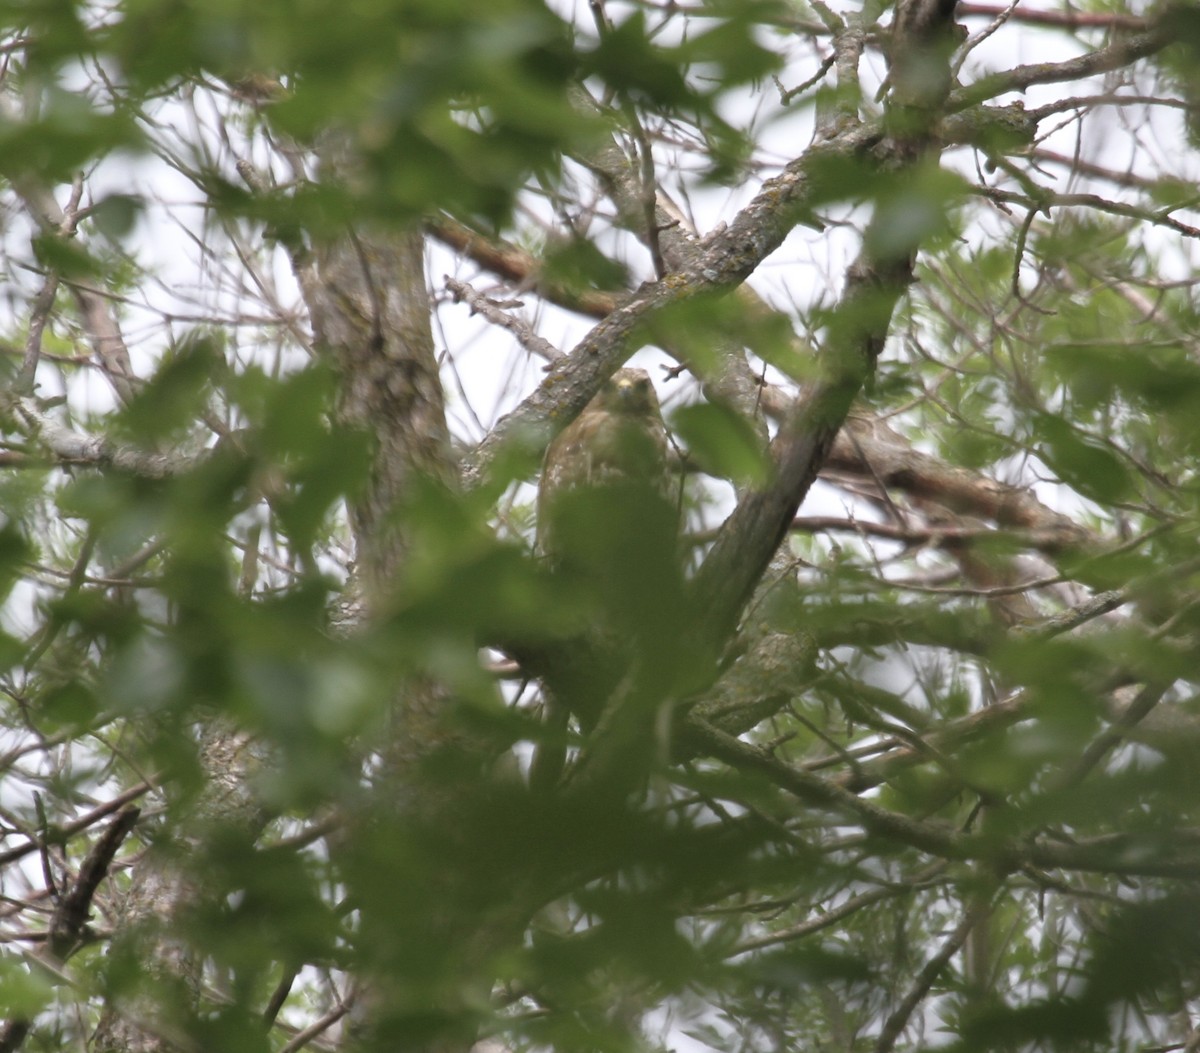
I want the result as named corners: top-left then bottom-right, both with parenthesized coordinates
top-left (462, 121), bottom-right (884, 487)
top-left (948, 26), bottom-right (1170, 112)
top-left (0, 807), bottom-right (140, 1053)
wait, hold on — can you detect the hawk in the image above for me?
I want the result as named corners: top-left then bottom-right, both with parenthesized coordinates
top-left (536, 367), bottom-right (673, 560)
top-left (530, 367), bottom-right (676, 785)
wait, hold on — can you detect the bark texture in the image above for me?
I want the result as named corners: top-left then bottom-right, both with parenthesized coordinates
top-left (303, 221), bottom-right (453, 598)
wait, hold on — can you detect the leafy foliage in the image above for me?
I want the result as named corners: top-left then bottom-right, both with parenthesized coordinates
top-left (0, 4), bottom-right (1198, 1053)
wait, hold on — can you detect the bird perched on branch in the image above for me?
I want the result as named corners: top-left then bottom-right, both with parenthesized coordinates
top-left (529, 368), bottom-right (678, 787)
top-left (536, 367), bottom-right (673, 562)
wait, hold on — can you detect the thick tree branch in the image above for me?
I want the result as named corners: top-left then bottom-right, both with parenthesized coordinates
top-left (427, 214), bottom-right (620, 319)
top-left (462, 121), bottom-right (883, 487)
top-left (791, 514), bottom-right (1078, 553)
top-left (828, 415), bottom-right (1094, 542)
top-left (691, 248), bottom-right (913, 648)
top-left (303, 208), bottom-right (454, 594)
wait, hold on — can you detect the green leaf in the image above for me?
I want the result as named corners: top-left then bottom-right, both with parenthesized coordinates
top-left (117, 333), bottom-right (224, 443)
top-left (673, 401), bottom-right (770, 486)
top-left (1033, 413), bottom-right (1135, 504)
top-left (0, 959), bottom-right (53, 1017)
top-left (40, 680), bottom-right (100, 730)
top-left (865, 164), bottom-right (970, 260)
top-left (0, 101), bottom-right (140, 184)
top-left (542, 236), bottom-right (630, 291)
top-left (583, 13), bottom-right (693, 107)
top-left (90, 193), bottom-right (144, 239)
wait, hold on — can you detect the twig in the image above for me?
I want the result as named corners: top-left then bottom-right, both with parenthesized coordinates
top-left (874, 903), bottom-right (984, 1053)
top-left (47, 806), bottom-right (140, 959)
top-left (17, 270), bottom-right (60, 396)
top-left (947, 26), bottom-right (1168, 113)
top-left (277, 1001), bottom-right (351, 1053)
top-left (774, 53), bottom-right (835, 106)
top-left (954, 0), bottom-right (1022, 77)
top-left (445, 277), bottom-right (563, 363)
top-left (732, 862), bottom-right (949, 954)
top-left (0, 781), bottom-right (155, 868)
top-left (1009, 588), bottom-right (1128, 641)
top-left (1059, 680), bottom-right (1170, 789)
top-left (623, 102), bottom-right (667, 280)
top-left (262, 967), bottom-right (297, 1027)
top-left (0, 807), bottom-right (139, 1053)
top-left (958, 2), bottom-right (1147, 30)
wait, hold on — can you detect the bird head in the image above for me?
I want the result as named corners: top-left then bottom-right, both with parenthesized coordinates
top-left (603, 368), bottom-right (660, 417)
